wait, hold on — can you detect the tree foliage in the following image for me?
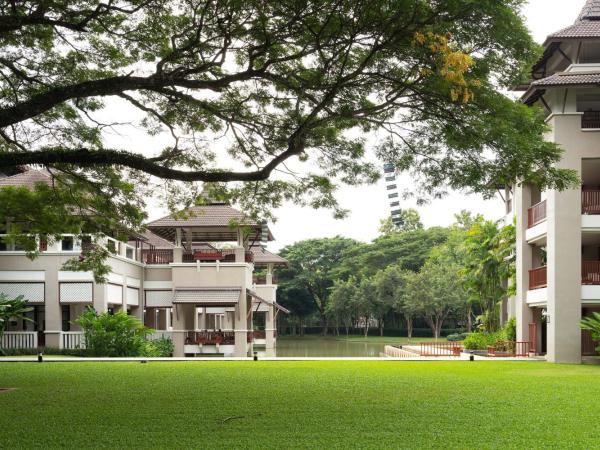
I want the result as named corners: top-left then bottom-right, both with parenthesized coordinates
top-left (277, 237), bottom-right (360, 333)
top-left (0, 295), bottom-right (33, 344)
top-left (379, 208), bottom-right (423, 235)
top-left (0, 0), bottom-right (578, 231)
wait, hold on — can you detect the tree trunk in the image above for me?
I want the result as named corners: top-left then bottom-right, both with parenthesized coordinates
top-left (320, 315), bottom-right (328, 336)
top-left (405, 315), bottom-right (413, 338)
top-left (379, 318), bottom-right (384, 336)
top-left (364, 317), bottom-right (370, 337)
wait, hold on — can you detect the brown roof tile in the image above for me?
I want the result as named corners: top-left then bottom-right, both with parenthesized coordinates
top-left (147, 204), bottom-right (258, 228)
top-left (0, 169), bottom-right (53, 188)
top-left (250, 246), bottom-right (288, 266)
top-left (531, 72), bottom-right (600, 87)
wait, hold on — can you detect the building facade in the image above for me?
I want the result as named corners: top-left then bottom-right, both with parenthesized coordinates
top-left (512, 0), bottom-right (600, 363)
top-left (0, 170), bottom-right (288, 357)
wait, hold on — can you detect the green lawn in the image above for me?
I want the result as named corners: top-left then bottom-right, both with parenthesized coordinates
top-left (1, 361), bottom-right (599, 449)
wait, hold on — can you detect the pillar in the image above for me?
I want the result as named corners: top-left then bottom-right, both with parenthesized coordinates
top-left (233, 290), bottom-right (249, 357)
top-left (515, 183), bottom-right (534, 344)
top-left (44, 267), bottom-right (61, 348)
top-left (546, 159), bottom-right (582, 363)
top-left (265, 305), bottom-right (276, 349)
top-left (171, 303), bottom-right (194, 357)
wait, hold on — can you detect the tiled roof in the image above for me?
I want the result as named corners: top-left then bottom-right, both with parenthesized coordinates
top-left (531, 72), bottom-right (600, 87)
top-left (139, 231), bottom-right (175, 249)
top-left (548, 21), bottom-right (600, 40)
top-left (0, 169), bottom-right (53, 188)
top-left (579, 0), bottom-right (600, 21)
top-left (545, 1), bottom-right (600, 42)
top-left (250, 246), bottom-right (288, 265)
top-left (147, 204), bottom-right (258, 228)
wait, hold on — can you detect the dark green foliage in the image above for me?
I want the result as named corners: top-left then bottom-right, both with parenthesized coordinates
top-left (0, 295), bottom-right (33, 347)
top-left (0, 347), bottom-right (87, 357)
top-left (142, 337), bottom-right (174, 357)
top-left (0, 0), bottom-right (578, 233)
top-left (580, 312), bottom-right (600, 354)
top-left (446, 333), bottom-right (469, 342)
top-left (75, 308), bottom-right (153, 357)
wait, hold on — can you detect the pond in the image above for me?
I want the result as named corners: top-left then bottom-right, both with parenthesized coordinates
top-left (273, 336), bottom-right (399, 357)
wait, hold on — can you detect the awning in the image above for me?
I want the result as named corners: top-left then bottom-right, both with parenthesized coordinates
top-left (172, 288), bottom-right (241, 305)
top-left (248, 289), bottom-right (290, 314)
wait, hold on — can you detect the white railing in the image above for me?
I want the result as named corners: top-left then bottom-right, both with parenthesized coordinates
top-left (60, 331), bottom-right (86, 349)
top-left (148, 331), bottom-right (173, 341)
top-left (1, 331), bottom-right (38, 349)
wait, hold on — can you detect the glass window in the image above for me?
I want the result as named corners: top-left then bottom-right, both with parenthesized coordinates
top-left (61, 237), bottom-right (74, 251)
top-left (386, 184), bottom-right (397, 190)
top-left (388, 193), bottom-right (399, 199)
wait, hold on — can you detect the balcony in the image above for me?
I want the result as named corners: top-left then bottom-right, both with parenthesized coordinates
top-left (529, 262), bottom-right (600, 290)
top-left (527, 200), bottom-right (547, 228)
top-left (141, 248), bottom-right (254, 264)
top-left (582, 111), bottom-right (600, 129)
top-left (529, 266), bottom-right (547, 290)
top-left (582, 190), bottom-right (600, 214)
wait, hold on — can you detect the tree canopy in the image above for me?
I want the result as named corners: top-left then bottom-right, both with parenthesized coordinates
top-left (0, 0), bottom-right (578, 233)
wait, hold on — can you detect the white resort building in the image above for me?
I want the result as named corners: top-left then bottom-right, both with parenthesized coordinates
top-left (0, 169), bottom-right (288, 357)
top-left (511, 0), bottom-right (600, 363)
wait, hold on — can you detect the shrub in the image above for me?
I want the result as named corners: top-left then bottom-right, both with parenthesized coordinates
top-left (463, 332), bottom-right (500, 350)
top-left (0, 347), bottom-right (87, 357)
top-left (504, 317), bottom-right (516, 342)
top-left (75, 308), bottom-right (153, 357)
top-left (141, 337), bottom-right (174, 357)
top-left (580, 312), bottom-right (600, 354)
top-left (447, 334), bottom-right (464, 342)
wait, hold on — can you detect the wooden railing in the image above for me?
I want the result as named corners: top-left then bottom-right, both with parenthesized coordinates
top-left (141, 249), bottom-right (174, 264)
top-left (1, 331), bottom-right (38, 349)
top-left (60, 331), bottom-right (85, 350)
top-left (527, 200), bottom-right (547, 228)
top-left (529, 323), bottom-right (537, 355)
top-left (582, 261), bottom-right (600, 285)
top-left (582, 329), bottom-right (599, 356)
top-left (582, 190), bottom-right (600, 215)
top-left (529, 266), bottom-right (547, 290)
top-left (487, 341), bottom-right (530, 357)
top-left (582, 110), bottom-right (600, 129)
top-left (185, 331), bottom-right (235, 345)
top-left (419, 342), bottom-right (462, 357)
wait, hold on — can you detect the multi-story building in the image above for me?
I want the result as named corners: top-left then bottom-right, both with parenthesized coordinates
top-left (512, 0), bottom-right (600, 363)
top-left (0, 169), bottom-right (288, 357)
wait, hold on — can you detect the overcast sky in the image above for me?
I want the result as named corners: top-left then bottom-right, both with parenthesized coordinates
top-left (141, 1), bottom-right (586, 251)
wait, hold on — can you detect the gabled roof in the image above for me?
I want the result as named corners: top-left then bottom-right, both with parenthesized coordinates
top-left (0, 169), bottom-right (53, 188)
top-left (250, 246), bottom-right (288, 266)
top-left (147, 204), bottom-right (258, 228)
top-left (531, 71), bottom-right (600, 87)
top-left (545, 0), bottom-right (600, 44)
top-left (138, 230), bottom-right (175, 249)
top-left (146, 203), bottom-right (273, 242)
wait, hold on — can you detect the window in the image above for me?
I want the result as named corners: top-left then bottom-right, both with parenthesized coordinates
top-left (126, 247), bottom-right (134, 259)
top-left (61, 236), bottom-right (74, 251)
top-left (388, 193), bottom-right (399, 199)
top-left (385, 176), bottom-right (395, 182)
top-left (390, 201), bottom-right (400, 207)
top-left (61, 305), bottom-right (70, 332)
top-left (106, 239), bottom-right (116, 254)
top-left (386, 184), bottom-right (397, 190)
top-left (391, 210), bottom-right (401, 216)
top-left (383, 163), bottom-right (395, 174)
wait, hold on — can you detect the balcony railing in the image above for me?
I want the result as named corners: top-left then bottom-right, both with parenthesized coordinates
top-left (582, 111), bottom-right (600, 129)
top-left (143, 248), bottom-right (254, 264)
top-left (185, 331), bottom-right (235, 345)
top-left (529, 266), bottom-right (547, 290)
top-left (582, 190), bottom-right (600, 215)
top-left (582, 261), bottom-right (600, 285)
top-left (141, 248), bottom-right (174, 264)
top-left (527, 200), bottom-right (547, 228)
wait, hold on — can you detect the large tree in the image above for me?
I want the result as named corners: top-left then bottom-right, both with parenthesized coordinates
top-left (277, 237), bottom-right (360, 335)
top-left (0, 0), bottom-right (578, 233)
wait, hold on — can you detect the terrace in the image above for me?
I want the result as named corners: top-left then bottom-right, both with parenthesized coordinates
top-left (528, 261), bottom-right (600, 289)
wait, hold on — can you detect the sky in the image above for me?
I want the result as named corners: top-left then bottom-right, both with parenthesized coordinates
top-left (138, 0), bottom-right (587, 251)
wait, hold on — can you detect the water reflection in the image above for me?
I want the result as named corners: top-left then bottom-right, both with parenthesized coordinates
top-left (268, 337), bottom-right (395, 357)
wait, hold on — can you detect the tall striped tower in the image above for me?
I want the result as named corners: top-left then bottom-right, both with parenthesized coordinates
top-left (383, 163), bottom-right (402, 228)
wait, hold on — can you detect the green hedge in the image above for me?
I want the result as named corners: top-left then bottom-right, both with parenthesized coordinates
top-left (288, 327), bottom-right (464, 337)
top-left (0, 347), bottom-right (88, 357)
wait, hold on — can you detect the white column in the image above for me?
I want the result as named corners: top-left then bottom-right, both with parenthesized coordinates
top-left (515, 184), bottom-right (533, 344)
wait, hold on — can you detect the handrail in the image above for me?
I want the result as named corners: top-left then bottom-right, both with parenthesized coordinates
top-left (582, 110), bottom-right (600, 129)
top-left (529, 266), bottom-right (547, 290)
top-left (527, 200), bottom-right (547, 228)
top-left (582, 190), bottom-right (600, 215)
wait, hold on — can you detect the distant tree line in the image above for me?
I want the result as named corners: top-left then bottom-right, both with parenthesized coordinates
top-left (276, 209), bottom-right (514, 338)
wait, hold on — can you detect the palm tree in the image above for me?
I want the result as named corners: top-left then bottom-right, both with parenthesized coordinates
top-left (0, 294), bottom-right (34, 342)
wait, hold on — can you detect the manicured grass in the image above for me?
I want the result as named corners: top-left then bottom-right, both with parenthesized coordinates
top-left (1, 361), bottom-right (599, 448)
